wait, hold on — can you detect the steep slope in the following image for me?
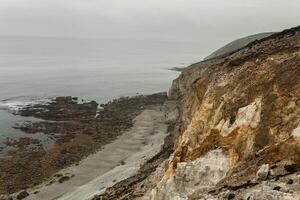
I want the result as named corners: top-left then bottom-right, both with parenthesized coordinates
top-left (144, 26), bottom-right (300, 200)
top-left (204, 32), bottom-right (275, 60)
top-left (93, 26), bottom-right (300, 200)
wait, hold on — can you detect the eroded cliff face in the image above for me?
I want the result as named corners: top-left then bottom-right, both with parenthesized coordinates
top-left (144, 26), bottom-right (300, 200)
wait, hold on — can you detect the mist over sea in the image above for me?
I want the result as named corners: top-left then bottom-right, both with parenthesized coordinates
top-left (0, 36), bottom-right (206, 153)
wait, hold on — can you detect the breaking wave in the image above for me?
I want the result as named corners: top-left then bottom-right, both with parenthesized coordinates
top-left (0, 96), bottom-right (52, 113)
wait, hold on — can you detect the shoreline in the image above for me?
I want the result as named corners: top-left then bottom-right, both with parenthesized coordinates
top-left (25, 107), bottom-right (168, 200)
top-left (0, 93), bottom-right (168, 198)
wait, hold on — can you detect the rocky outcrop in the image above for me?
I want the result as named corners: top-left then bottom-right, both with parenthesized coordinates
top-left (145, 150), bottom-right (230, 200)
top-left (142, 26), bottom-right (300, 199)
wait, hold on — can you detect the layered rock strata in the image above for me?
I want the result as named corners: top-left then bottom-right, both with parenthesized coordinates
top-left (144, 26), bottom-right (300, 200)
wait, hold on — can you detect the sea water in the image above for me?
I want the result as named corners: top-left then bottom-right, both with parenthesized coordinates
top-left (0, 36), bottom-right (207, 153)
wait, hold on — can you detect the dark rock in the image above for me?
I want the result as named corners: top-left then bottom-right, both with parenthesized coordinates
top-left (227, 193), bottom-right (235, 200)
top-left (270, 164), bottom-right (277, 169)
top-left (223, 181), bottom-right (259, 192)
top-left (0, 197), bottom-right (13, 200)
top-left (287, 179), bottom-right (294, 184)
top-left (284, 164), bottom-right (300, 173)
top-left (58, 176), bottom-right (70, 183)
top-left (17, 191), bottom-right (29, 200)
top-left (208, 189), bottom-right (216, 194)
top-left (55, 173), bottom-right (63, 178)
top-left (273, 186), bottom-right (281, 191)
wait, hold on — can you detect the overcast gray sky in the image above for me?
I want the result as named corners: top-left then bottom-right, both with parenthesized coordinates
top-left (0, 0), bottom-right (299, 45)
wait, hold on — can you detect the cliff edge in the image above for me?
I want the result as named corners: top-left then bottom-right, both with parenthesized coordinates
top-left (148, 25), bottom-right (300, 200)
top-left (94, 26), bottom-right (300, 200)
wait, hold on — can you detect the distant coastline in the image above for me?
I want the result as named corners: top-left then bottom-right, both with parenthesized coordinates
top-left (168, 67), bottom-right (185, 72)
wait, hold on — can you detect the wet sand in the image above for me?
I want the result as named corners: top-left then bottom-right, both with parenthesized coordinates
top-left (25, 107), bottom-right (167, 200)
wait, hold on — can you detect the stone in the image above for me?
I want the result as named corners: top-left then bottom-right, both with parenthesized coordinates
top-left (256, 164), bottom-right (270, 181)
top-left (284, 164), bottom-right (300, 173)
top-left (291, 123), bottom-right (300, 137)
top-left (244, 193), bottom-right (253, 200)
top-left (287, 179), bottom-right (294, 184)
top-left (270, 164), bottom-right (277, 170)
top-left (144, 150), bottom-right (230, 200)
top-left (216, 98), bottom-right (262, 137)
top-left (273, 186), bottom-right (281, 191)
top-left (279, 185), bottom-right (290, 193)
top-left (58, 176), bottom-right (70, 183)
top-left (17, 191), bottom-right (29, 200)
top-left (227, 193), bottom-right (235, 200)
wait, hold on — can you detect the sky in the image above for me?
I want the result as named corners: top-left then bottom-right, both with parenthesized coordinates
top-left (0, 0), bottom-right (299, 46)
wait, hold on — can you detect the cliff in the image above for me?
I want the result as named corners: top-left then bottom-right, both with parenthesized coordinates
top-left (145, 26), bottom-right (300, 200)
top-left (94, 26), bottom-right (300, 200)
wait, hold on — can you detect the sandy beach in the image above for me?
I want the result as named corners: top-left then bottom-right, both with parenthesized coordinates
top-left (23, 106), bottom-right (167, 200)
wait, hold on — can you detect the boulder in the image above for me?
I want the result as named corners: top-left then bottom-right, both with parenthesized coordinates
top-left (17, 191), bottom-right (29, 200)
top-left (256, 164), bottom-right (270, 181)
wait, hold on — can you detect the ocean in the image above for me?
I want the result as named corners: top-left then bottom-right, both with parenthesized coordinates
top-left (0, 36), bottom-right (207, 154)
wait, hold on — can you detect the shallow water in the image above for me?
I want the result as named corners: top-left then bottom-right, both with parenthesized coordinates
top-left (0, 36), bottom-right (206, 153)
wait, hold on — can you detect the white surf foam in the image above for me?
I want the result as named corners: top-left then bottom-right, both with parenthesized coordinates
top-left (0, 96), bottom-right (52, 112)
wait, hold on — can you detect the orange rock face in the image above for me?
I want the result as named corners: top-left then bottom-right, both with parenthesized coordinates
top-left (165, 26), bottom-right (300, 185)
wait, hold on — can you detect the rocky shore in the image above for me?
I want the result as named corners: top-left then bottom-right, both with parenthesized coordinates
top-left (1, 25), bottom-right (299, 200)
top-left (0, 93), bottom-right (167, 197)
